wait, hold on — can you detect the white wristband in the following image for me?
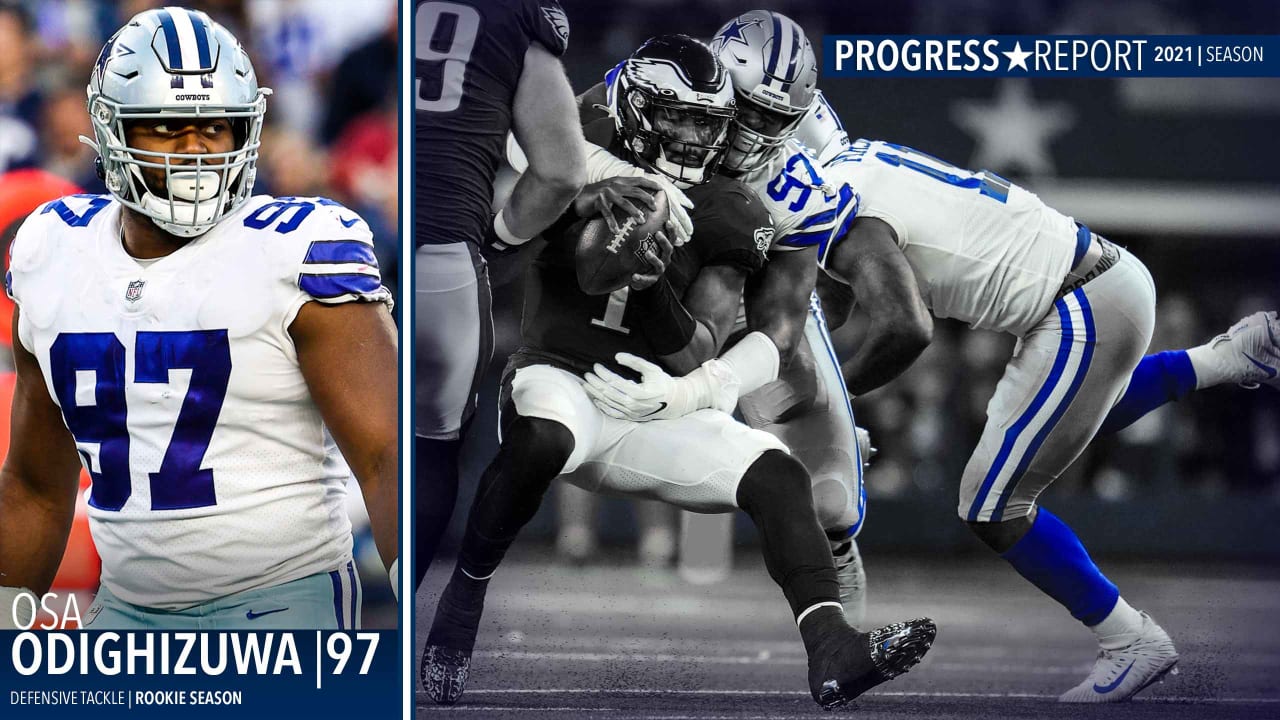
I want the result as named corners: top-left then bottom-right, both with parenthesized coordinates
top-left (494, 209), bottom-right (534, 248)
top-left (584, 143), bottom-right (644, 183)
top-left (721, 332), bottom-right (781, 396)
top-left (678, 332), bottom-right (782, 415)
top-left (505, 132), bottom-right (529, 174)
top-left (388, 558), bottom-right (400, 602)
top-left (0, 587), bottom-right (37, 629)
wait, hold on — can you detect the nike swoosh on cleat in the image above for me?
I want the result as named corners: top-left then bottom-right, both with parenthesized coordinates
top-left (245, 607), bottom-right (289, 620)
top-left (1093, 660), bottom-right (1135, 693)
top-left (639, 402), bottom-right (668, 418)
top-left (1242, 352), bottom-right (1278, 379)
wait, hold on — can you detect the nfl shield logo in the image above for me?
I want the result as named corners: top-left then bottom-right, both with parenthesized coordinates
top-left (125, 279), bottom-right (145, 303)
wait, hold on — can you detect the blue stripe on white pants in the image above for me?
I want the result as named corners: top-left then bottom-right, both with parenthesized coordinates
top-left (329, 570), bottom-right (343, 627)
top-left (966, 291), bottom-right (1096, 522)
top-left (808, 294), bottom-right (865, 535)
top-left (992, 290), bottom-right (1096, 520)
top-left (961, 250), bottom-right (1155, 524)
top-left (329, 564), bottom-right (361, 629)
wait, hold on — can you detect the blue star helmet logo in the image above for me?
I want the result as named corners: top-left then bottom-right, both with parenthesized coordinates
top-left (712, 16), bottom-right (762, 54)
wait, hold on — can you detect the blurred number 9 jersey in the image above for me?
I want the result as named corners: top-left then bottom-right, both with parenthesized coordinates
top-left (413, 0), bottom-right (568, 439)
top-left (414, 0), bottom-right (569, 248)
top-left (7, 194), bottom-right (391, 611)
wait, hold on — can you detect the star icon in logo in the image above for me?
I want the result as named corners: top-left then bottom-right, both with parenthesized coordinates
top-left (950, 79), bottom-right (1075, 177)
top-left (1003, 41), bottom-right (1033, 72)
top-left (712, 16), bottom-right (762, 54)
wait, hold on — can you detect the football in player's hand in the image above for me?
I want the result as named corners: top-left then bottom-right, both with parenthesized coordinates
top-left (574, 189), bottom-right (669, 295)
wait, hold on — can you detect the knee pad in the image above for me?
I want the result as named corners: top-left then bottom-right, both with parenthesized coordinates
top-left (810, 475), bottom-right (859, 533)
top-left (509, 365), bottom-right (600, 473)
top-left (503, 416), bottom-right (576, 479)
top-left (965, 514), bottom-right (1035, 554)
top-left (737, 450), bottom-right (812, 514)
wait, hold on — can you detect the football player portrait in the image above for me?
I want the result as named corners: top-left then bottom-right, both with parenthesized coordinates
top-left (0, 7), bottom-right (399, 630)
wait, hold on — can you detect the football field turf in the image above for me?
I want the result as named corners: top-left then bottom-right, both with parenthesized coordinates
top-left (415, 550), bottom-right (1280, 719)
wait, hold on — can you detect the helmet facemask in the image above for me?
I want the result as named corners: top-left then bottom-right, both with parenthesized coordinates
top-left (86, 96), bottom-right (267, 238)
top-left (721, 92), bottom-right (806, 174)
top-left (619, 86), bottom-right (735, 186)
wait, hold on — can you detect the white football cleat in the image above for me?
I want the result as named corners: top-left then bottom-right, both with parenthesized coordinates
top-left (1059, 612), bottom-right (1179, 703)
top-left (1207, 311), bottom-right (1280, 389)
top-left (829, 534), bottom-right (867, 627)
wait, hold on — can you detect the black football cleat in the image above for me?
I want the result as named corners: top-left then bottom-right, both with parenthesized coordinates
top-left (420, 572), bottom-right (489, 705)
top-left (808, 617), bottom-right (937, 709)
top-left (421, 645), bottom-right (471, 706)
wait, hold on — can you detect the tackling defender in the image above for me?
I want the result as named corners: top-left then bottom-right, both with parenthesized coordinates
top-left (0, 7), bottom-right (398, 629)
top-left (421, 36), bottom-right (934, 709)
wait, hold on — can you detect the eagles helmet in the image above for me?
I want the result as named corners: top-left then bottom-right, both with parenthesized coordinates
top-left (608, 35), bottom-right (736, 186)
top-left (710, 11), bottom-right (818, 173)
top-left (84, 7), bottom-right (270, 237)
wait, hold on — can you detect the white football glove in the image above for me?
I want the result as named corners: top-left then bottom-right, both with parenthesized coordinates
top-left (582, 143), bottom-right (694, 246)
top-left (645, 173), bottom-right (695, 247)
top-left (583, 353), bottom-right (737, 422)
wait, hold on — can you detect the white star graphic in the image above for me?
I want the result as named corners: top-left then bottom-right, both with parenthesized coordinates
top-left (1003, 41), bottom-right (1032, 72)
top-left (950, 79), bottom-right (1076, 177)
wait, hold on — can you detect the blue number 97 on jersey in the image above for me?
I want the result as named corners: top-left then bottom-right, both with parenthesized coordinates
top-left (49, 330), bottom-right (231, 511)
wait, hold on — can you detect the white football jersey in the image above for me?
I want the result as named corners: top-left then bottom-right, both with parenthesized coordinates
top-left (8, 194), bottom-right (391, 610)
top-left (805, 130), bottom-right (1079, 335)
top-left (736, 137), bottom-right (859, 266)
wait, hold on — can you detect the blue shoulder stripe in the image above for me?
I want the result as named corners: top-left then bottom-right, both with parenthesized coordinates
top-left (303, 240), bottom-right (378, 267)
top-left (778, 230), bottom-right (827, 247)
top-left (798, 208), bottom-right (837, 230)
top-left (299, 273), bottom-right (382, 299)
top-left (796, 183), bottom-right (857, 230)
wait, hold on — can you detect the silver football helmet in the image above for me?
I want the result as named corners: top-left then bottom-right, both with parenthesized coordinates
top-left (710, 10), bottom-right (818, 173)
top-left (83, 7), bottom-right (270, 237)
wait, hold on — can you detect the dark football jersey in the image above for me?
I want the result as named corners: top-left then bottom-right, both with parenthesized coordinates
top-left (414, 0), bottom-right (569, 248)
top-left (513, 126), bottom-right (772, 377)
